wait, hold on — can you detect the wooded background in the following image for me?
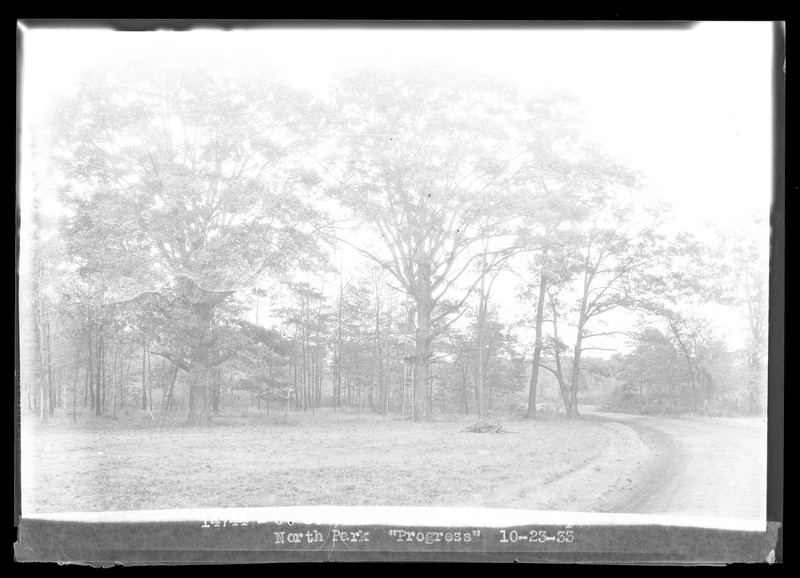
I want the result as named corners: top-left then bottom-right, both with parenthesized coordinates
top-left (18, 58), bottom-right (770, 425)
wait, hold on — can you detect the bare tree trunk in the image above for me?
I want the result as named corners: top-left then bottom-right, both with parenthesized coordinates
top-left (74, 371), bottom-right (79, 422)
top-left (211, 368), bottom-right (221, 414)
top-left (567, 277), bottom-right (591, 420)
top-left (161, 364), bottom-right (179, 425)
top-left (527, 272), bottom-right (547, 419)
top-left (375, 285), bottom-right (384, 414)
top-left (384, 307), bottom-right (391, 415)
top-left (461, 363), bottom-right (469, 414)
top-left (122, 353), bottom-right (132, 409)
top-left (85, 338), bottom-right (92, 409)
top-left (46, 320), bottom-right (55, 417)
top-left (476, 273), bottom-right (486, 419)
top-left (100, 336), bottom-right (106, 414)
top-left (148, 349), bottom-right (152, 413)
top-left (73, 347), bottom-right (81, 422)
top-left (413, 296), bottom-right (433, 421)
top-left (96, 328), bottom-right (103, 416)
top-left (672, 327), bottom-right (698, 412)
top-left (88, 330), bottom-right (95, 412)
top-left (293, 361), bottom-right (299, 410)
top-left (336, 259), bottom-right (343, 410)
top-left (141, 342), bottom-right (148, 411)
top-left (32, 261), bottom-right (46, 420)
top-left (112, 337), bottom-right (118, 419)
top-left (550, 296), bottom-right (572, 415)
top-left (38, 375), bottom-right (47, 421)
top-left (301, 324), bottom-right (308, 412)
top-left (311, 353), bottom-right (316, 416)
top-left (429, 361), bottom-right (436, 416)
top-left (569, 327), bottom-right (584, 418)
top-left (186, 363), bottom-right (212, 425)
top-left (60, 366), bottom-right (66, 413)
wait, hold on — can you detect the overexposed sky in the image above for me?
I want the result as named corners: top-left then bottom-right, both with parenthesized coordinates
top-left (20, 22), bottom-right (775, 228)
top-left (18, 22), bottom-right (777, 353)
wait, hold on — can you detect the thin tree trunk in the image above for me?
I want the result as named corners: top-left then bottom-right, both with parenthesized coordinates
top-left (141, 343), bottom-right (148, 411)
top-left (301, 324), bottom-right (308, 412)
top-left (672, 327), bottom-right (698, 411)
top-left (476, 272), bottom-right (486, 419)
top-left (84, 340), bottom-right (91, 408)
top-left (122, 353), bottom-right (132, 409)
top-left (60, 366), bottom-right (66, 413)
top-left (428, 361), bottom-right (434, 416)
top-left (96, 328), bottom-right (103, 416)
top-left (186, 363), bottom-right (212, 425)
top-left (74, 368), bottom-right (79, 422)
top-left (161, 364), bottom-right (178, 425)
top-left (211, 368), bottom-right (220, 414)
top-left (336, 257), bottom-right (343, 410)
top-left (33, 264), bottom-right (45, 420)
top-left (88, 330), bottom-right (95, 411)
top-left (550, 296), bottom-right (572, 415)
top-left (46, 320), bottom-right (55, 417)
top-left (293, 361), bottom-right (299, 410)
top-left (385, 307), bottom-right (392, 415)
top-left (112, 338), bottom-right (118, 419)
top-left (100, 336), bottom-right (106, 414)
top-left (374, 279), bottom-right (384, 414)
top-left (148, 349), bottom-right (152, 413)
top-left (527, 272), bottom-right (547, 419)
top-left (461, 363), bottom-right (469, 414)
top-left (570, 328), bottom-right (584, 418)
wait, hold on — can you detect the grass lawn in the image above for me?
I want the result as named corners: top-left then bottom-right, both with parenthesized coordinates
top-left (20, 409), bottom-right (637, 514)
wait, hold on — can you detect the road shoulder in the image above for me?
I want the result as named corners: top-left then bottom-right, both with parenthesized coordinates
top-left (539, 418), bottom-right (653, 513)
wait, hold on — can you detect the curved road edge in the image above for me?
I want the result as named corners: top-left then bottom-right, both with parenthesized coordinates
top-left (582, 410), bottom-right (768, 521)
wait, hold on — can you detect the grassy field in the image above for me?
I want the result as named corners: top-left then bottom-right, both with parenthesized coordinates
top-left (19, 409), bottom-right (644, 514)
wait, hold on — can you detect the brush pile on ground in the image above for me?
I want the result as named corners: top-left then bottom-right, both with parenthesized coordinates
top-left (460, 419), bottom-right (514, 434)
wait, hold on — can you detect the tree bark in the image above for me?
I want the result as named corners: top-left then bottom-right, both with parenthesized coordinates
top-left (88, 330), bottom-right (95, 411)
top-left (95, 328), bottom-right (103, 416)
top-left (186, 363), bottom-right (212, 425)
top-left (476, 273), bottom-right (486, 419)
top-left (461, 363), bottom-right (469, 414)
top-left (112, 337), bottom-right (118, 419)
top-left (85, 338), bottom-right (92, 409)
top-left (161, 364), bottom-right (179, 424)
top-left (550, 297), bottom-right (572, 415)
top-left (526, 271), bottom-right (547, 419)
top-left (413, 297), bottom-right (433, 421)
top-left (73, 348), bottom-right (81, 422)
top-left (211, 368), bottom-right (221, 414)
top-left (46, 320), bottom-right (55, 417)
top-left (568, 269), bottom-right (592, 418)
top-left (374, 284), bottom-right (385, 414)
top-left (148, 349), bottom-right (152, 413)
top-left (569, 325), bottom-right (584, 418)
top-left (122, 354), bottom-right (132, 409)
top-left (141, 343), bottom-right (148, 411)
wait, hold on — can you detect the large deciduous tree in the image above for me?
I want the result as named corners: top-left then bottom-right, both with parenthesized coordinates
top-left (53, 63), bottom-right (325, 424)
top-left (323, 65), bottom-right (525, 420)
top-left (530, 147), bottom-right (656, 417)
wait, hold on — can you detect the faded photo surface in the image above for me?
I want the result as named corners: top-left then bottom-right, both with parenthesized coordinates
top-left (17, 22), bottom-right (776, 559)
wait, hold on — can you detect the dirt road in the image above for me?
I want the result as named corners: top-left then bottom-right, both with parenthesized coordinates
top-left (588, 411), bottom-right (768, 521)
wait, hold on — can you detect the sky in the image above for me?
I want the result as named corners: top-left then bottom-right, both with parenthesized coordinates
top-left (20, 22), bottom-right (775, 225)
top-left (18, 21), bottom-right (777, 354)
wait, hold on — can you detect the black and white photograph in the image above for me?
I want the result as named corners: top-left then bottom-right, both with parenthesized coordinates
top-left (15, 21), bottom-right (783, 565)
